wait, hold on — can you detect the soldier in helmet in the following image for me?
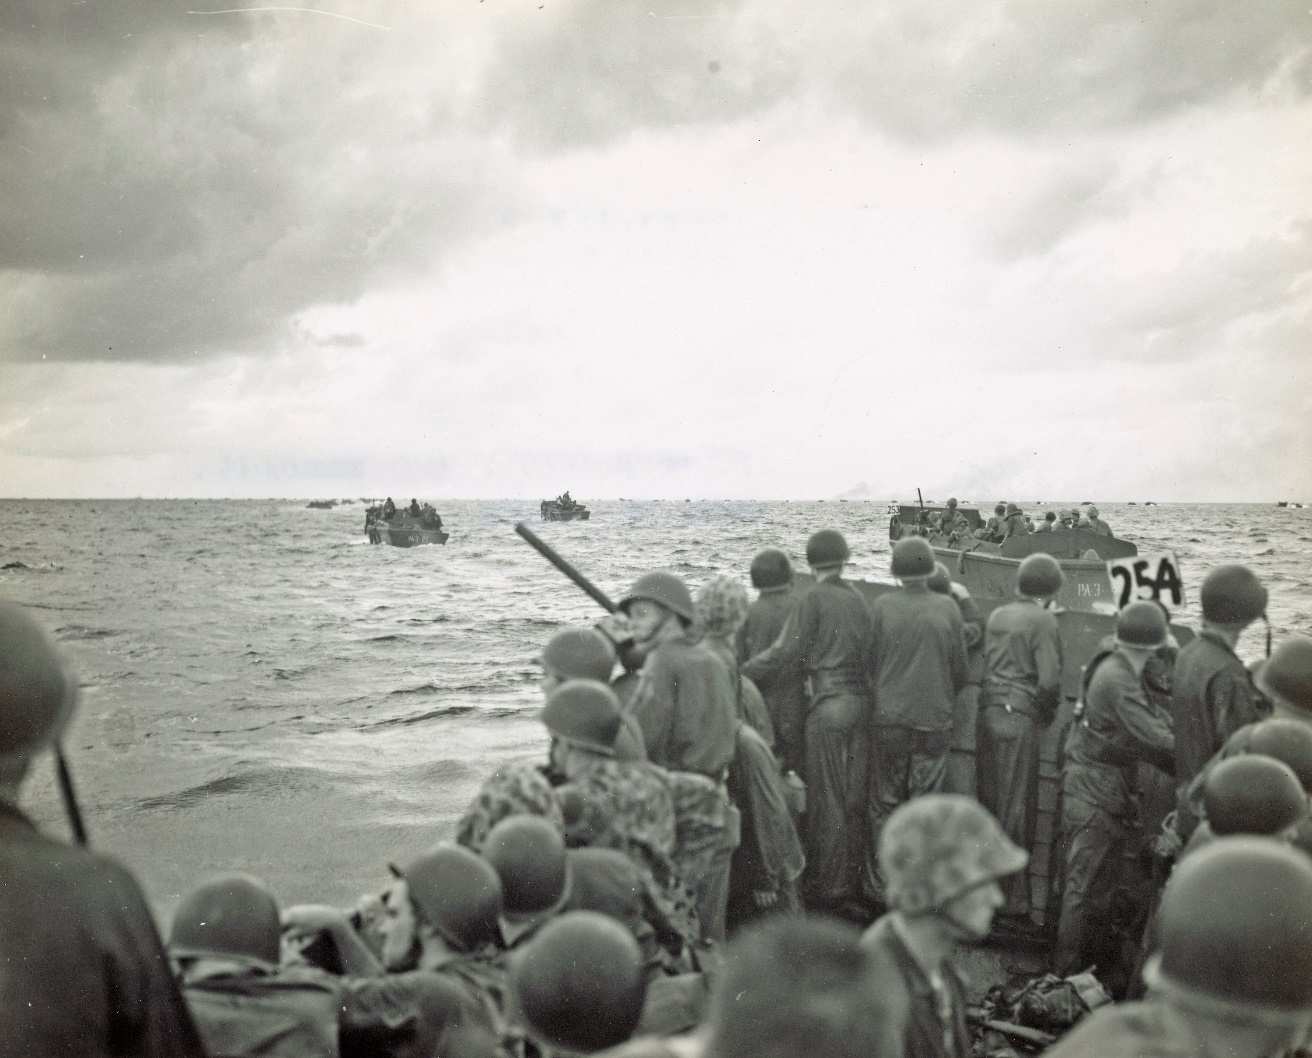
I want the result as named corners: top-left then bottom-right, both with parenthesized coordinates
top-left (620, 570), bottom-right (738, 782)
top-left (1171, 564), bottom-right (1269, 838)
top-left (1001, 502), bottom-right (1028, 540)
top-left (170, 873), bottom-right (341, 1057)
top-left (483, 815), bottom-right (572, 950)
top-left (1054, 600), bottom-right (1176, 977)
top-left (0, 602), bottom-right (207, 1058)
top-left (742, 529), bottom-right (874, 914)
top-left (512, 911), bottom-right (648, 1056)
top-left (862, 795), bottom-right (1028, 1058)
top-left (695, 574), bottom-right (774, 745)
top-left (979, 502), bottom-right (1007, 542)
top-left (285, 844), bottom-right (507, 1051)
top-left (1181, 754), bottom-right (1307, 857)
top-left (863, 537), bottom-right (968, 908)
top-left (736, 547), bottom-right (806, 775)
top-left (927, 562), bottom-right (984, 797)
top-left (1047, 838), bottom-right (1312, 1058)
top-left (1036, 510), bottom-right (1056, 533)
top-left (976, 552), bottom-right (1064, 923)
top-left (1085, 505), bottom-right (1112, 536)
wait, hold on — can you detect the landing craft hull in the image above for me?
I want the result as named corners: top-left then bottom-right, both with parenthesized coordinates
top-left (935, 547), bottom-right (1117, 614)
top-left (367, 524), bottom-right (449, 546)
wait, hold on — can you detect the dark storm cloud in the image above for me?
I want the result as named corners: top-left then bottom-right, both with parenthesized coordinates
top-left (826, 0), bottom-right (1311, 140)
top-left (0, 1), bottom-right (518, 364)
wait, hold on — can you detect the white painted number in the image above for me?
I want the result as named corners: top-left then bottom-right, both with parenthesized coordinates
top-left (1106, 552), bottom-right (1184, 610)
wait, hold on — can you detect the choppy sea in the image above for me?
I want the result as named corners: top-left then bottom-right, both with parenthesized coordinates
top-left (3, 498), bottom-right (1310, 923)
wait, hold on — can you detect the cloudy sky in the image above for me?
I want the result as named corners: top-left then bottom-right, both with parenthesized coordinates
top-left (2, 1), bottom-right (1309, 500)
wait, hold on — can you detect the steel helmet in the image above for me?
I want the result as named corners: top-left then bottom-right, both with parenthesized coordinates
top-left (890, 536), bottom-right (935, 579)
top-left (879, 795), bottom-right (1028, 916)
top-left (1256, 637), bottom-right (1312, 713)
top-left (541, 627), bottom-right (616, 683)
top-left (169, 873), bottom-right (281, 966)
top-left (1202, 755), bottom-right (1306, 837)
top-left (1017, 553), bottom-right (1064, 598)
top-left (539, 680), bottom-right (621, 755)
top-left (1086, 505), bottom-right (1099, 517)
top-left (749, 548), bottom-right (793, 589)
top-left (1244, 718), bottom-right (1312, 793)
top-left (618, 570), bottom-right (694, 623)
top-left (482, 815), bottom-right (570, 923)
top-left (695, 575), bottom-right (751, 639)
top-left (927, 562), bottom-right (952, 595)
top-left (805, 530), bottom-right (850, 568)
top-left (1199, 564), bottom-right (1268, 625)
top-left (1114, 600), bottom-right (1169, 649)
top-left (392, 843), bottom-right (503, 952)
top-left (511, 911), bottom-right (646, 1053)
top-left (1005, 502), bottom-right (1020, 516)
top-left (994, 503), bottom-right (1006, 515)
top-left (1148, 837), bottom-right (1312, 1018)
top-left (0, 602), bottom-right (77, 755)
top-left (946, 497), bottom-right (959, 509)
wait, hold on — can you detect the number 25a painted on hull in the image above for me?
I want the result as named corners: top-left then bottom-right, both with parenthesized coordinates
top-left (1105, 552), bottom-right (1184, 609)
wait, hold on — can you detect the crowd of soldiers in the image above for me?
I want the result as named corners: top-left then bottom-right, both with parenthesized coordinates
top-left (3, 523), bottom-right (1312, 1058)
top-left (909, 498), bottom-right (1113, 548)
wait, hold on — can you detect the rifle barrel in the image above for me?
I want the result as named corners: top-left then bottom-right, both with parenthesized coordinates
top-left (514, 522), bottom-right (618, 613)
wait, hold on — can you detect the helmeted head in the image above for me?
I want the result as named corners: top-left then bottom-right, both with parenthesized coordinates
top-left (805, 530), bottom-right (849, 570)
top-left (0, 603), bottom-right (78, 760)
top-left (749, 548), bottom-right (793, 590)
top-left (946, 497), bottom-right (959, 510)
top-left (169, 873), bottom-right (281, 967)
top-left (695, 575), bottom-right (751, 640)
top-left (1016, 553), bottom-right (1064, 598)
top-left (1115, 600), bottom-right (1169, 650)
top-left (1147, 838), bottom-right (1312, 1029)
top-left (879, 795), bottom-right (1027, 937)
top-left (890, 536), bottom-right (935, 581)
top-left (994, 503), bottom-right (1006, 516)
top-left (618, 570), bottom-right (694, 644)
top-left (1256, 637), bottom-right (1312, 715)
top-left (540, 680), bottom-right (621, 757)
top-left (710, 917), bottom-right (884, 1058)
top-left (1044, 511), bottom-right (1056, 523)
top-left (390, 843), bottom-right (503, 955)
top-left (927, 562), bottom-right (952, 596)
top-left (483, 815), bottom-right (571, 945)
top-left (1245, 718), bottom-right (1312, 793)
top-left (1086, 505), bottom-right (1099, 518)
top-left (540, 628), bottom-right (616, 691)
top-left (1005, 502), bottom-right (1020, 516)
top-left (511, 911), bottom-right (646, 1054)
top-left (1200, 564), bottom-right (1268, 627)
top-left (1203, 756), bottom-right (1306, 838)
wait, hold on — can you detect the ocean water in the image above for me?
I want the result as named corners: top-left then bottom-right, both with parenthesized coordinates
top-left (3, 498), bottom-right (1310, 922)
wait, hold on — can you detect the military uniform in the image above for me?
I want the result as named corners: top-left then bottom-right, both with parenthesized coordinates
top-left (860, 917), bottom-right (972, 1058)
top-left (864, 590), bottom-right (967, 904)
top-left (1002, 511), bottom-right (1029, 539)
top-left (0, 802), bottom-right (207, 1058)
top-left (628, 632), bottom-right (738, 780)
top-left (1087, 516), bottom-right (1113, 537)
top-left (1055, 649), bottom-right (1174, 975)
top-left (726, 723), bottom-right (805, 930)
top-left (1171, 629), bottom-right (1265, 837)
top-left (977, 598), bottom-right (1063, 917)
top-left (180, 966), bottom-right (341, 1058)
top-left (1041, 1000), bottom-right (1197, 1058)
top-left (737, 586), bottom-right (806, 772)
top-left (945, 583), bottom-right (985, 797)
top-left (743, 576), bottom-right (874, 908)
top-left (454, 761), bottom-right (563, 853)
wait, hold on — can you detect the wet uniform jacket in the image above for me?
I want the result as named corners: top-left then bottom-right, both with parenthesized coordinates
top-left (742, 577), bottom-right (873, 705)
top-left (629, 632), bottom-right (738, 779)
top-left (860, 916), bottom-right (971, 1058)
top-left (1064, 650), bottom-right (1175, 818)
top-left (0, 802), bottom-right (207, 1058)
top-left (869, 590), bottom-right (968, 732)
top-left (1171, 629), bottom-right (1264, 790)
top-left (982, 599), bottom-right (1062, 720)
